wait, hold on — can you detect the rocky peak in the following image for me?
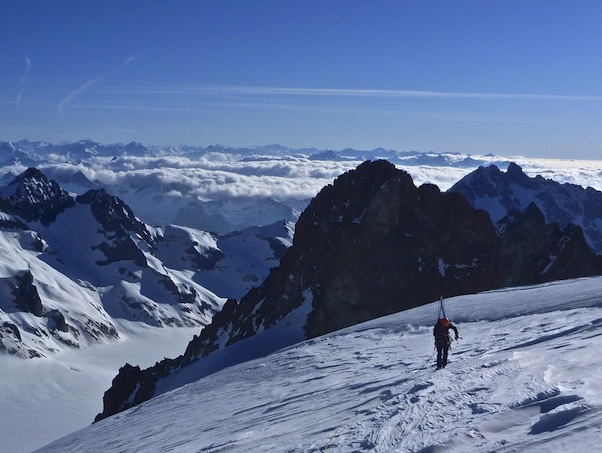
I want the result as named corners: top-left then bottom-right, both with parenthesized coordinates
top-left (76, 189), bottom-right (152, 242)
top-left (0, 167), bottom-right (74, 225)
top-left (95, 159), bottom-right (602, 422)
top-left (505, 162), bottom-right (533, 186)
top-left (450, 163), bottom-right (602, 254)
top-left (124, 141), bottom-right (149, 156)
top-left (75, 189), bottom-right (152, 267)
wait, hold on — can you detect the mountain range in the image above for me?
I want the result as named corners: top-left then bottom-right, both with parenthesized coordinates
top-left (2, 141), bottom-right (602, 451)
top-left (450, 162), bottom-right (602, 255)
top-left (0, 168), bottom-right (291, 358)
top-left (94, 159), bottom-right (602, 422)
top-left (0, 139), bottom-right (513, 234)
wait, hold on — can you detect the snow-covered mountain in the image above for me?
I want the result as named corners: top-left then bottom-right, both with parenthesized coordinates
top-left (4, 139), bottom-right (602, 235)
top-left (3, 140), bottom-right (602, 451)
top-left (0, 139), bottom-right (504, 166)
top-left (153, 220), bottom-right (294, 300)
top-left (449, 162), bottom-right (602, 255)
top-left (0, 168), bottom-right (291, 358)
top-left (95, 160), bottom-right (602, 422)
top-left (35, 276), bottom-right (602, 453)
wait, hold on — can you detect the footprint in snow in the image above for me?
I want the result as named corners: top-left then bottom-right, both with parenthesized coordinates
top-left (407, 381), bottom-right (433, 395)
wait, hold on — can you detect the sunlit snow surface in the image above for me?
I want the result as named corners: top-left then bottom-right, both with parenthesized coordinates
top-left (36, 277), bottom-right (602, 453)
top-left (0, 323), bottom-right (199, 453)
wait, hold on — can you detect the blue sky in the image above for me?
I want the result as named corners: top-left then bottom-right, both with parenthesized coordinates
top-left (2, 0), bottom-right (602, 158)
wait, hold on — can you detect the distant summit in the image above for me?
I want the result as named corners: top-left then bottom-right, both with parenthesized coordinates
top-left (0, 168), bottom-right (74, 225)
top-left (449, 163), bottom-right (602, 254)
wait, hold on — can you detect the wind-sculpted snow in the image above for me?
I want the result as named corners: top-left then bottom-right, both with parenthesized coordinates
top-left (35, 277), bottom-right (602, 452)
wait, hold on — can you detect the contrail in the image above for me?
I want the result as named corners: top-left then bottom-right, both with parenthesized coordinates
top-left (101, 82), bottom-right (602, 103)
top-left (183, 84), bottom-right (602, 102)
top-left (58, 55), bottom-right (135, 115)
top-left (16, 56), bottom-right (31, 113)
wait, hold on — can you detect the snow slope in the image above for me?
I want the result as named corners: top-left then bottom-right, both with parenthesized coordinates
top-left (36, 276), bottom-right (602, 452)
top-left (0, 322), bottom-right (199, 453)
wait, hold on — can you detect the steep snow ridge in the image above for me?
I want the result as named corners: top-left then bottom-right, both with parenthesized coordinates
top-left (35, 277), bottom-right (602, 452)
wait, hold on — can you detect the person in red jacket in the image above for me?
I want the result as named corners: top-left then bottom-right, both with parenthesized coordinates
top-left (433, 317), bottom-right (459, 369)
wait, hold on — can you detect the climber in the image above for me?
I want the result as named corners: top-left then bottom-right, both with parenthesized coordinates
top-left (433, 317), bottom-right (459, 369)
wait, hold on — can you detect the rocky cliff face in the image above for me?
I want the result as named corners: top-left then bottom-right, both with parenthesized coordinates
top-left (186, 160), bottom-right (506, 351)
top-left (497, 202), bottom-right (602, 286)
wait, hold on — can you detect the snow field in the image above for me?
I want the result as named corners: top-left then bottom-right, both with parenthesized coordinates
top-left (36, 277), bottom-right (602, 452)
top-left (0, 323), bottom-right (200, 453)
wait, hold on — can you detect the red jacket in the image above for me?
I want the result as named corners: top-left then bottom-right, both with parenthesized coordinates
top-left (433, 320), bottom-right (459, 345)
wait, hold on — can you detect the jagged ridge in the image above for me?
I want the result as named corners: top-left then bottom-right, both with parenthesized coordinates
top-left (449, 162), bottom-right (602, 254)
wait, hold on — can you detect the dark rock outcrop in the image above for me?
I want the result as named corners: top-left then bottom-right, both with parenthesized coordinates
top-left (12, 271), bottom-right (43, 317)
top-left (498, 202), bottom-right (602, 285)
top-left (94, 363), bottom-right (158, 422)
top-left (47, 309), bottom-right (69, 333)
top-left (76, 189), bottom-right (151, 267)
top-left (0, 167), bottom-right (74, 225)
